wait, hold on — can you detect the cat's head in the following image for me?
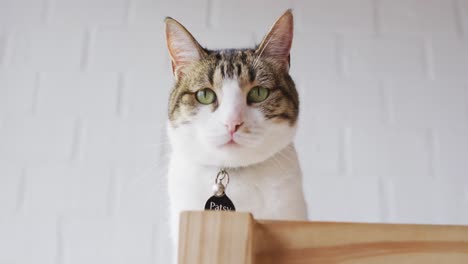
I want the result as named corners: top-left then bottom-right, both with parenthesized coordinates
top-left (165, 10), bottom-right (298, 168)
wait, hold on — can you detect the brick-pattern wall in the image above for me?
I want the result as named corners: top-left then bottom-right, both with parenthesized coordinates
top-left (1, 0), bottom-right (468, 263)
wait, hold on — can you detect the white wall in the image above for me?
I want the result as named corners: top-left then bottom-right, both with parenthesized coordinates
top-left (1, 0), bottom-right (468, 263)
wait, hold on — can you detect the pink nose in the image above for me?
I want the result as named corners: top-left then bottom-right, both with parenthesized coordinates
top-left (225, 121), bottom-right (243, 134)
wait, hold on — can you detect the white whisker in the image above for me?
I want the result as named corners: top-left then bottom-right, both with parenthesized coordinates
top-left (276, 149), bottom-right (294, 164)
top-left (271, 155), bottom-right (289, 176)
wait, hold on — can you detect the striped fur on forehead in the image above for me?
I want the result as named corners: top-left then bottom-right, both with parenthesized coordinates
top-left (168, 48), bottom-right (299, 126)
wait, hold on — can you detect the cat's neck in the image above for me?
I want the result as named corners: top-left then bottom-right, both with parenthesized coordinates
top-left (172, 143), bottom-right (299, 172)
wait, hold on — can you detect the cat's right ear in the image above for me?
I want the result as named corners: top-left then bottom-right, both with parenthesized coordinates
top-left (256, 10), bottom-right (294, 70)
top-left (165, 17), bottom-right (206, 80)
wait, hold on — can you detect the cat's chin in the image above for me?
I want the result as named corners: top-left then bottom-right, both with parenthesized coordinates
top-left (168, 121), bottom-right (298, 168)
top-left (194, 140), bottom-right (290, 168)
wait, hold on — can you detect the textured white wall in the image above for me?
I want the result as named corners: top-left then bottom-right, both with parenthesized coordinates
top-left (1, 0), bottom-right (468, 263)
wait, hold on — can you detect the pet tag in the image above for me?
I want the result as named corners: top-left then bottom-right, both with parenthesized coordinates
top-left (204, 169), bottom-right (236, 211)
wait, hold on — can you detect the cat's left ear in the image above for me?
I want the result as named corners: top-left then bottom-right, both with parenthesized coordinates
top-left (256, 10), bottom-right (294, 70)
top-left (165, 17), bottom-right (206, 79)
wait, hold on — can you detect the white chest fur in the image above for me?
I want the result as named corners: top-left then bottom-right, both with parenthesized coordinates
top-left (167, 144), bottom-right (308, 244)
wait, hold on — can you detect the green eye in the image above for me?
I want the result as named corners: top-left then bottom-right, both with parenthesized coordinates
top-left (196, 88), bottom-right (216, 105)
top-left (247, 86), bottom-right (270, 103)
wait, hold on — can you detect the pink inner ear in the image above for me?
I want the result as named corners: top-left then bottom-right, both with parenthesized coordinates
top-left (171, 61), bottom-right (176, 75)
top-left (263, 34), bottom-right (292, 58)
top-left (165, 19), bottom-right (203, 77)
top-left (257, 11), bottom-right (293, 64)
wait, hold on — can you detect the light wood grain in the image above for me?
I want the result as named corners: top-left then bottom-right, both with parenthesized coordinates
top-left (255, 220), bottom-right (468, 264)
top-left (178, 211), bottom-right (254, 264)
top-left (178, 211), bottom-right (468, 264)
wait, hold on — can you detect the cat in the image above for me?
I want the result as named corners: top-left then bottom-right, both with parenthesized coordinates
top-left (164, 9), bottom-right (308, 258)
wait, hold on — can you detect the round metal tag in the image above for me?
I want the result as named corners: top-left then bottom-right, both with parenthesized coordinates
top-left (204, 194), bottom-right (236, 211)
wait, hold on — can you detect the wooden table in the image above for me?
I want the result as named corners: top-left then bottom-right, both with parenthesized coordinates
top-left (178, 211), bottom-right (468, 264)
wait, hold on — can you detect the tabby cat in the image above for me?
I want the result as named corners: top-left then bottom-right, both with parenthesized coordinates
top-left (164, 10), bottom-right (308, 252)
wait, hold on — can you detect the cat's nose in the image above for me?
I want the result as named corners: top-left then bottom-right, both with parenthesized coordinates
top-left (225, 121), bottom-right (244, 134)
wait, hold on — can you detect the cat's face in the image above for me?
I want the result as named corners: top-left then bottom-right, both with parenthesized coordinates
top-left (165, 10), bottom-right (298, 167)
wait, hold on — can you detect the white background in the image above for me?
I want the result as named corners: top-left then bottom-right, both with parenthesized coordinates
top-left (1, 0), bottom-right (468, 263)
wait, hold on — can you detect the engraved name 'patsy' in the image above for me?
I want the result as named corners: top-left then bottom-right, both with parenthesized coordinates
top-left (209, 201), bottom-right (234, 211)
